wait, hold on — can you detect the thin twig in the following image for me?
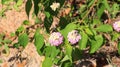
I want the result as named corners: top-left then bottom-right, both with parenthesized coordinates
top-left (80, 0), bottom-right (98, 23)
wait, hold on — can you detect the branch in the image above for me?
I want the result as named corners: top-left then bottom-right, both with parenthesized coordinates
top-left (80, 0), bottom-right (98, 23)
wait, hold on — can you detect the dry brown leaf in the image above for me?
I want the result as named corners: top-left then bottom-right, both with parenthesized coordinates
top-left (50, 16), bottom-right (60, 31)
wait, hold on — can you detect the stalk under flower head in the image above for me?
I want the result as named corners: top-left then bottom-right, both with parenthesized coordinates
top-left (49, 32), bottom-right (63, 46)
top-left (67, 30), bottom-right (81, 44)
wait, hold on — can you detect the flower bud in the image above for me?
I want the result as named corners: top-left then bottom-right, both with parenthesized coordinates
top-left (50, 2), bottom-right (60, 11)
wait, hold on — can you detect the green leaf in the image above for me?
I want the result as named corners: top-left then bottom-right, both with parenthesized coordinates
top-left (54, 58), bottom-right (61, 64)
top-left (0, 33), bottom-right (5, 39)
top-left (61, 23), bottom-right (77, 40)
top-left (42, 57), bottom-right (53, 67)
top-left (44, 11), bottom-right (50, 18)
top-left (23, 20), bottom-right (30, 25)
top-left (44, 46), bottom-right (60, 58)
top-left (118, 41), bottom-right (120, 55)
top-left (102, 0), bottom-right (111, 12)
top-left (1, 0), bottom-right (12, 5)
top-left (16, 0), bottom-right (23, 6)
top-left (44, 46), bottom-right (52, 57)
top-left (79, 5), bottom-right (86, 13)
top-left (61, 60), bottom-right (73, 67)
top-left (72, 48), bottom-right (82, 60)
top-left (13, 4), bottom-right (19, 11)
top-left (112, 3), bottom-right (119, 18)
top-left (34, 29), bottom-right (44, 51)
top-left (35, 17), bottom-right (42, 24)
top-left (59, 17), bottom-right (69, 29)
top-left (3, 39), bottom-right (12, 44)
top-left (90, 35), bottom-right (103, 53)
top-left (13, 43), bottom-right (20, 48)
top-left (65, 44), bottom-right (72, 62)
top-left (10, 32), bottom-right (16, 37)
top-left (0, 59), bottom-right (3, 63)
top-left (88, 0), bottom-right (94, 8)
top-left (79, 31), bottom-right (88, 50)
top-left (0, 7), bottom-right (8, 17)
top-left (112, 3), bottom-right (119, 12)
top-left (61, 55), bottom-right (70, 62)
top-left (0, 44), bottom-right (2, 47)
top-left (16, 25), bottom-right (24, 34)
top-left (57, 0), bottom-right (65, 7)
top-left (50, 48), bottom-right (60, 58)
top-left (93, 19), bottom-right (101, 24)
top-left (97, 4), bottom-right (105, 19)
top-left (80, 11), bottom-right (87, 18)
top-left (4, 44), bottom-right (9, 55)
top-left (18, 33), bottom-right (29, 47)
top-left (44, 17), bottom-right (53, 33)
top-left (85, 28), bottom-right (93, 35)
top-left (25, 0), bottom-right (32, 17)
top-left (33, 0), bottom-right (40, 15)
top-left (112, 32), bottom-right (120, 41)
top-left (96, 24), bottom-right (113, 32)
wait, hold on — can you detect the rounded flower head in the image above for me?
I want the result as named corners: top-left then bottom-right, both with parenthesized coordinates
top-left (113, 20), bottom-right (120, 32)
top-left (49, 32), bottom-right (63, 46)
top-left (67, 30), bottom-right (81, 44)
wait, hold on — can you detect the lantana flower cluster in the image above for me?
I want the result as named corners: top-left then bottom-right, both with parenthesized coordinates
top-left (113, 20), bottom-right (120, 32)
top-left (67, 30), bottom-right (81, 44)
top-left (49, 30), bottom-right (81, 46)
top-left (49, 32), bottom-right (63, 46)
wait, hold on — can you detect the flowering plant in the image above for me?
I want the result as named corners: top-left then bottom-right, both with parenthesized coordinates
top-left (20, 0), bottom-right (120, 66)
top-left (1, 0), bottom-right (120, 67)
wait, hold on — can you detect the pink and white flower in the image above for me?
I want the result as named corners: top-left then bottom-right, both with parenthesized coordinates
top-left (67, 30), bottom-right (81, 44)
top-left (49, 32), bottom-right (63, 46)
top-left (113, 20), bottom-right (120, 32)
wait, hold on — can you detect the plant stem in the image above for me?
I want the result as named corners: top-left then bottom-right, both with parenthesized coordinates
top-left (79, 0), bottom-right (98, 23)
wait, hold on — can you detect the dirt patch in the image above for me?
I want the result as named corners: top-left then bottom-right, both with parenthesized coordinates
top-left (0, 43), bottom-right (44, 67)
top-left (0, 2), bottom-right (34, 36)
